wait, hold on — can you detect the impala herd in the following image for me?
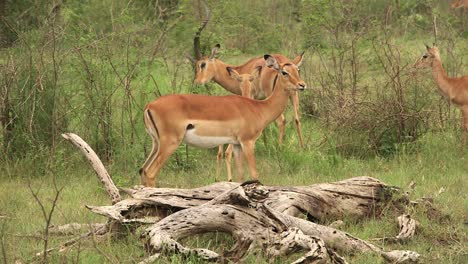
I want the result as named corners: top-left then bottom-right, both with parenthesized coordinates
top-left (139, 3), bottom-right (468, 187)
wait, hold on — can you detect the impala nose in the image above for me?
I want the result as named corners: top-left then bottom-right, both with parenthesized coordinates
top-left (298, 82), bottom-right (306, 91)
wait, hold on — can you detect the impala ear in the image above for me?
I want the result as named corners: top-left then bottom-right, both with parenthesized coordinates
top-left (425, 44), bottom-right (430, 50)
top-left (293, 51), bottom-right (305, 67)
top-left (432, 43), bottom-right (437, 48)
top-left (209, 44), bottom-right (220, 60)
top-left (251, 66), bottom-right (262, 79)
top-left (264, 55), bottom-right (280, 71)
top-left (227, 67), bottom-right (241, 81)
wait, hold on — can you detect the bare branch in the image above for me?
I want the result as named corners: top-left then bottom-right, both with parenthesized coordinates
top-left (61, 133), bottom-right (121, 204)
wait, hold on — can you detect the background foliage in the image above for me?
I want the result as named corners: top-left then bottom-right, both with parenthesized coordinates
top-left (1, 0), bottom-right (467, 165)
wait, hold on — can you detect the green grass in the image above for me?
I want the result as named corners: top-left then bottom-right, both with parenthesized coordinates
top-left (0, 117), bottom-right (467, 263)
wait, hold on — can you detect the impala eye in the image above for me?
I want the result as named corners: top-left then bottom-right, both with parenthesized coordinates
top-left (281, 70), bottom-right (289, 76)
top-left (422, 55), bottom-right (428, 59)
top-left (200, 62), bottom-right (206, 69)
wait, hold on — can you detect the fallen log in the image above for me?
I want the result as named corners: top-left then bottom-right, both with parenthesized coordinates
top-left (89, 176), bottom-right (398, 224)
top-left (139, 181), bottom-right (419, 263)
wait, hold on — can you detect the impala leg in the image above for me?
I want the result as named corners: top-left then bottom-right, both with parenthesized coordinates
top-left (276, 114), bottom-right (286, 145)
top-left (232, 144), bottom-right (245, 182)
top-left (290, 91), bottom-right (304, 148)
top-left (241, 140), bottom-right (258, 180)
top-left (141, 137), bottom-right (181, 187)
top-left (216, 145), bottom-right (224, 182)
top-left (225, 144), bottom-right (233, 182)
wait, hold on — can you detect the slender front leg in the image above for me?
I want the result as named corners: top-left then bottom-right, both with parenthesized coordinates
top-left (276, 114), bottom-right (286, 145)
top-left (241, 140), bottom-right (258, 180)
top-left (232, 144), bottom-right (245, 182)
top-left (216, 145), bottom-right (224, 182)
top-left (225, 144), bottom-right (233, 182)
top-left (290, 91), bottom-right (304, 148)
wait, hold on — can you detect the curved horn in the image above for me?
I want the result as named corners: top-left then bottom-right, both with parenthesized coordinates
top-left (194, 0), bottom-right (211, 60)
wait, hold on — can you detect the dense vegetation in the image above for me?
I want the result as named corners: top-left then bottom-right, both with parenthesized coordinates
top-left (0, 0), bottom-right (467, 263)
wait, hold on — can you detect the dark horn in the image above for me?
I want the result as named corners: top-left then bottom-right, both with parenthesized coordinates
top-left (193, 0), bottom-right (211, 60)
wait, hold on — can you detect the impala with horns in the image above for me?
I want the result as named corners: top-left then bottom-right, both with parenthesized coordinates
top-left (414, 44), bottom-right (468, 147)
top-left (140, 55), bottom-right (307, 187)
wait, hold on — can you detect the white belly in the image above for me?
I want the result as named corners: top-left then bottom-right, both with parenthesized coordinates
top-left (183, 129), bottom-right (238, 148)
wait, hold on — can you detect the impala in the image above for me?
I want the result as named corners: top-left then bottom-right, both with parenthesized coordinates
top-left (414, 44), bottom-right (468, 146)
top-left (140, 55), bottom-right (307, 187)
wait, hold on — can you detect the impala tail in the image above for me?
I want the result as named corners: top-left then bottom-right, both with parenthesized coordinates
top-left (139, 109), bottom-right (160, 178)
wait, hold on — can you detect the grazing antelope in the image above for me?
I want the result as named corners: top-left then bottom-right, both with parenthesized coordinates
top-left (414, 44), bottom-right (468, 147)
top-left (140, 55), bottom-right (307, 187)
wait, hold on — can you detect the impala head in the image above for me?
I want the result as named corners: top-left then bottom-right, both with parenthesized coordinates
top-left (193, 44), bottom-right (221, 85)
top-left (264, 54), bottom-right (306, 92)
top-left (227, 67), bottom-right (259, 83)
top-left (227, 66), bottom-right (261, 98)
top-left (414, 44), bottom-right (440, 69)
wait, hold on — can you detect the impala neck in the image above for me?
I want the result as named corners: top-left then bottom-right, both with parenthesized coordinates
top-left (212, 60), bottom-right (243, 95)
top-left (431, 58), bottom-right (453, 98)
top-left (257, 75), bottom-right (290, 127)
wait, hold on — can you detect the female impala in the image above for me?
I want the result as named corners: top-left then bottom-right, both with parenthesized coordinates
top-left (215, 67), bottom-right (260, 182)
top-left (140, 55), bottom-right (306, 187)
top-left (414, 44), bottom-right (468, 146)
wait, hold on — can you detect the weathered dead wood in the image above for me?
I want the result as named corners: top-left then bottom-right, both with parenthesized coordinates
top-left (137, 181), bottom-right (419, 263)
top-left (396, 214), bottom-right (417, 240)
top-left (62, 133), bottom-right (121, 204)
top-left (141, 181), bottom-right (347, 263)
top-left (372, 214), bottom-right (418, 243)
top-left (265, 176), bottom-right (395, 221)
top-left (89, 176), bottom-right (396, 224)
